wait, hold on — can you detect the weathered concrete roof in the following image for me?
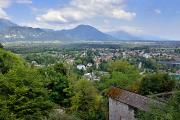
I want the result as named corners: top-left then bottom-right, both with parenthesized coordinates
top-left (107, 87), bottom-right (163, 111)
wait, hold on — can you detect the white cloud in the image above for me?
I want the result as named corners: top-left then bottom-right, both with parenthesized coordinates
top-left (37, 0), bottom-right (136, 23)
top-left (0, 0), bottom-right (11, 8)
top-left (112, 9), bottom-right (136, 20)
top-left (0, 0), bottom-right (11, 19)
top-left (0, 8), bottom-right (9, 19)
top-left (154, 9), bottom-right (161, 14)
top-left (21, 21), bottom-right (78, 30)
top-left (36, 8), bottom-right (88, 23)
top-left (99, 24), bottom-right (143, 34)
top-left (119, 26), bottom-right (143, 34)
top-left (0, 0), bottom-right (33, 19)
top-left (16, 0), bottom-right (32, 4)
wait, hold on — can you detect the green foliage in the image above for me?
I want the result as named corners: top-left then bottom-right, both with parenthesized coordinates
top-left (0, 49), bottom-right (54, 119)
top-left (0, 68), bottom-right (54, 120)
top-left (0, 49), bottom-right (27, 74)
top-left (0, 43), bottom-right (3, 48)
top-left (99, 61), bottom-right (108, 71)
top-left (25, 53), bottom-right (59, 65)
top-left (71, 80), bottom-right (101, 120)
top-left (108, 60), bottom-right (138, 74)
top-left (75, 59), bottom-right (82, 65)
top-left (137, 92), bottom-right (180, 120)
top-left (40, 63), bottom-right (72, 107)
top-left (47, 110), bottom-right (81, 120)
top-left (175, 49), bottom-right (180, 54)
top-left (98, 60), bottom-right (140, 92)
top-left (139, 73), bottom-right (175, 95)
top-left (54, 62), bottom-right (69, 76)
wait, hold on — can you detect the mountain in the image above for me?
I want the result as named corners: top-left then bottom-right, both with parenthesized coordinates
top-left (0, 19), bottom-right (164, 42)
top-left (108, 31), bottom-right (141, 40)
top-left (0, 19), bottom-right (17, 29)
top-left (108, 30), bottom-right (167, 41)
top-left (137, 34), bottom-right (165, 41)
top-left (0, 19), bottom-right (117, 42)
top-left (60, 25), bottom-right (115, 41)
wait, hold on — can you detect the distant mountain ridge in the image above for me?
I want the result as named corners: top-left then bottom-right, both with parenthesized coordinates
top-left (0, 18), bottom-right (164, 42)
top-left (108, 31), bottom-right (141, 40)
top-left (0, 19), bottom-right (117, 42)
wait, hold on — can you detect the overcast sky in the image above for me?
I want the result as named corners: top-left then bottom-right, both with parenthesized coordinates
top-left (0, 0), bottom-right (180, 40)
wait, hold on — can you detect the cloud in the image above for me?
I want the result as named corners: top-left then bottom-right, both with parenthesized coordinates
top-left (0, 0), bottom-right (11, 8)
top-left (0, 0), bottom-right (11, 19)
top-left (99, 24), bottom-right (143, 34)
top-left (0, 8), bottom-right (9, 19)
top-left (21, 21), bottom-right (79, 30)
top-left (119, 26), bottom-right (143, 34)
top-left (154, 9), bottom-right (161, 14)
top-left (37, 0), bottom-right (136, 23)
top-left (36, 8), bottom-right (87, 23)
top-left (16, 0), bottom-right (32, 4)
top-left (0, 0), bottom-right (33, 19)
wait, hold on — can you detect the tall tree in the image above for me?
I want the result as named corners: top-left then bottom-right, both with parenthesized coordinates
top-left (71, 80), bottom-right (101, 120)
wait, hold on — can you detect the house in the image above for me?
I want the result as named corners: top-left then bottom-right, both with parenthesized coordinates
top-left (176, 69), bottom-right (180, 74)
top-left (108, 87), bottom-right (163, 120)
top-left (77, 64), bottom-right (86, 70)
top-left (143, 53), bottom-right (151, 58)
top-left (83, 72), bottom-right (100, 81)
top-left (87, 63), bottom-right (93, 67)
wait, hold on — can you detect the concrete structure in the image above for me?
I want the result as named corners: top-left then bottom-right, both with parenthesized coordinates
top-left (108, 87), bottom-right (163, 120)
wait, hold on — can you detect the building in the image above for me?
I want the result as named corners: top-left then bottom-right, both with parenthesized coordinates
top-left (108, 87), bottom-right (163, 120)
top-left (77, 64), bottom-right (86, 70)
top-left (158, 61), bottom-right (180, 68)
top-left (87, 63), bottom-right (93, 67)
top-left (83, 72), bottom-right (100, 81)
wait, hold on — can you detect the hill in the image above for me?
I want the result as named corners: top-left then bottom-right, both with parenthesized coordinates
top-left (0, 19), bottom-right (116, 42)
top-left (108, 31), bottom-right (141, 40)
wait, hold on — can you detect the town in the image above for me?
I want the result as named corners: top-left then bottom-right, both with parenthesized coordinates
top-left (7, 43), bottom-right (180, 81)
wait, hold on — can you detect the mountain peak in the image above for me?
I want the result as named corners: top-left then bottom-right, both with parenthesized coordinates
top-left (73, 24), bottom-right (98, 31)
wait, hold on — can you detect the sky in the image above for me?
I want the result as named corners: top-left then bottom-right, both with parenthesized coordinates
top-left (0, 0), bottom-right (180, 40)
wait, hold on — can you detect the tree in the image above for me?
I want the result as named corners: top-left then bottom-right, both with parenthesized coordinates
top-left (71, 80), bottom-right (101, 120)
top-left (54, 62), bottom-right (70, 76)
top-left (0, 49), bottom-right (27, 74)
top-left (0, 49), bottom-right (54, 119)
top-left (139, 73), bottom-right (175, 95)
top-left (40, 64), bottom-right (71, 107)
top-left (98, 60), bottom-right (140, 92)
top-left (0, 68), bottom-right (54, 120)
top-left (137, 92), bottom-right (180, 120)
top-left (0, 43), bottom-right (3, 48)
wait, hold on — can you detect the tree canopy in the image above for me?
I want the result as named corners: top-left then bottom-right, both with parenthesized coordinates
top-left (0, 49), bottom-right (54, 119)
top-left (98, 60), bottom-right (140, 92)
top-left (139, 73), bottom-right (175, 95)
top-left (0, 43), bottom-right (3, 49)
